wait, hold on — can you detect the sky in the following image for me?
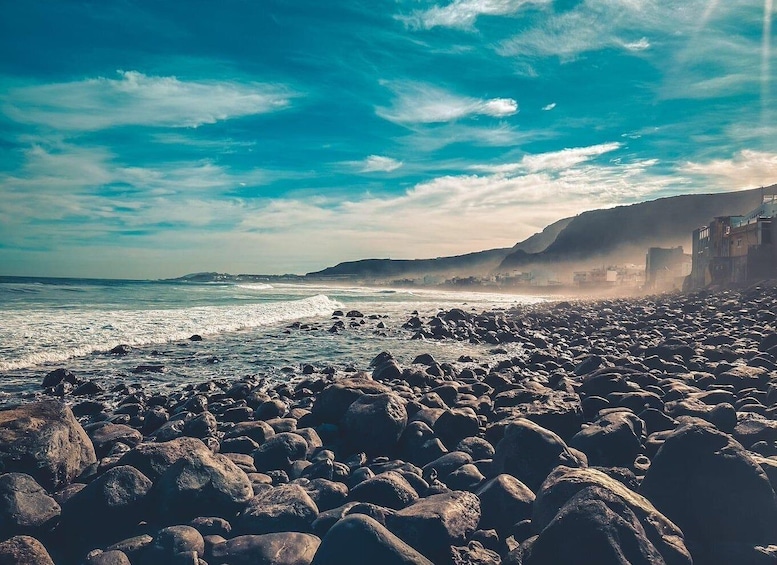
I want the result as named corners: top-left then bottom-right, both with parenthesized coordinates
top-left (1, 0), bottom-right (776, 279)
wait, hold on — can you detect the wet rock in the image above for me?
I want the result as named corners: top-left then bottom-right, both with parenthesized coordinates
top-left (0, 472), bottom-right (61, 536)
top-left (641, 420), bottom-right (777, 549)
top-left (492, 418), bottom-right (584, 492)
top-left (237, 483), bottom-right (319, 534)
top-left (225, 421), bottom-right (276, 445)
top-left (0, 535), bottom-right (55, 565)
top-left (210, 532), bottom-right (321, 565)
top-left (387, 490), bottom-right (481, 564)
top-left (42, 368), bottom-right (79, 389)
top-left (0, 401), bottom-right (97, 491)
top-left (342, 393), bottom-right (407, 456)
top-left (311, 514), bottom-right (433, 565)
top-left (451, 541), bottom-right (501, 565)
top-left (182, 411), bottom-right (218, 439)
top-left (116, 437), bottom-right (211, 481)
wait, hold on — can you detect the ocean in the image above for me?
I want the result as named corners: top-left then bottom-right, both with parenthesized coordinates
top-left (0, 276), bottom-right (545, 406)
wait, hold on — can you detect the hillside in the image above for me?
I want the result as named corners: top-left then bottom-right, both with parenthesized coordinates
top-left (306, 217), bottom-right (572, 279)
top-left (499, 185), bottom-right (777, 271)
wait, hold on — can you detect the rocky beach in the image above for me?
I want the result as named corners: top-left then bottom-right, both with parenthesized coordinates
top-left (3, 284), bottom-right (777, 565)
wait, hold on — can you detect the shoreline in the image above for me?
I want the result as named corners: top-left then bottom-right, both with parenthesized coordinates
top-left (2, 285), bottom-right (777, 563)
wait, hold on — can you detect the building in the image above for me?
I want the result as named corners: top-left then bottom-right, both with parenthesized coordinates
top-left (689, 195), bottom-right (777, 288)
top-left (645, 247), bottom-right (692, 290)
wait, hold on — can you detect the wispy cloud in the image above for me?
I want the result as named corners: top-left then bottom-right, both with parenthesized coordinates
top-left (469, 142), bottom-right (622, 174)
top-left (680, 149), bottom-right (777, 189)
top-left (400, 0), bottom-right (551, 31)
top-left (1, 71), bottom-right (293, 131)
top-left (353, 155), bottom-right (404, 173)
top-left (541, 102), bottom-right (556, 111)
top-left (376, 82), bottom-right (518, 125)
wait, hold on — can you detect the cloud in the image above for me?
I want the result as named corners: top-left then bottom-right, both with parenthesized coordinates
top-left (376, 82), bottom-right (518, 125)
top-left (541, 102), bottom-right (556, 111)
top-left (355, 155), bottom-right (404, 173)
top-left (680, 150), bottom-right (777, 189)
top-left (469, 142), bottom-right (622, 174)
top-left (1, 71), bottom-right (293, 130)
top-left (401, 0), bottom-right (551, 30)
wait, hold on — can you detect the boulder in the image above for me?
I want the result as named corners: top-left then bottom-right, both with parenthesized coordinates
top-left (238, 483), bottom-right (319, 535)
top-left (59, 465), bottom-right (152, 544)
top-left (640, 420), bottom-right (777, 547)
top-left (522, 486), bottom-right (673, 565)
top-left (143, 525), bottom-right (205, 563)
top-left (492, 418), bottom-right (584, 492)
top-left (387, 491), bottom-right (481, 564)
top-left (475, 474), bottom-right (534, 536)
top-left (153, 447), bottom-right (253, 523)
top-left (0, 535), bottom-right (55, 565)
top-left (0, 401), bottom-right (96, 490)
top-left (311, 514), bottom-right (433, 565)
top-left (253, 432), bottom-right (308, 472)
top-left (433, 409), bottom-right (480, 451)
top-left (342, 393), bottom-right (407, 456)
top-left (533, 466), bottom-right (691, 565)
top-left (310, 379), bottom-right (390, 424)
top-left (0, 472), bottom-right (61, 536)
top-left (569, 411), bottom-right (644, 467)
top-left (116, 437), bottom-right (212, 481)
top-left (89, 423), bottom-right (143, 458)
top-left (349, 471), bottom-right (419, 510)
top-left (84, 550), bottom-right (132, 565)
top-left (211, 532), bottom-right (320, 565)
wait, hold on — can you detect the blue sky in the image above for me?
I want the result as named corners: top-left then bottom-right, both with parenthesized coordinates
top-left (1, 0), bottom-right (775, 278)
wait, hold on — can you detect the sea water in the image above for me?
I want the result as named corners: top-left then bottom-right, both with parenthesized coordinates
top-left (0, 276), bottom-right (545, 405)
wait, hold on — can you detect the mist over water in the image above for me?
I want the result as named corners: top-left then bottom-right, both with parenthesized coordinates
top-left (0, 277), bottom-right (545, 404)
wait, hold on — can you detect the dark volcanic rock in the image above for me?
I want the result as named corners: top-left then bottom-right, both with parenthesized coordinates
top-left (533, 466), bottom-right (691, 565)
top-left (387, 490), bottom-right (481, 564)
top-left (237, 483), bottom-right (319, 535)
top-left (492, 418), bottom-right (584, 492)
top-left (310, 379), bottom-right (390, 424)
top-left (569, 410), bottom-right (645, 467)
top-left (211, 532), bottom-right (321, 565)
top-left (475, 474), bottom-right (535, 537)
top-left (116, 437), bottom-right (212, 481)
top-left (342, 393), bottom-right (407, 456)
top-left (521, 486), bottom-right (678, 565)
top-left (59, 465), bottom-right (152, 545)
top-left (153, 446), bottom-right (253, 523)
top-left (42, 368), bottom-right (79, 389)
top-left (89, 423), bottom-right (143, 458)
top-left (640, 420), bottom-right (777, 548)
top-left (0, 401), bottom-right (96, 491)
top-left (311, 514), bottom-right (433, 565)
top-left (433, 408), bottom-right (480, 450)
top-left (0, 472), bottom-right (61, 536)
top-left (143, 525), bottom-right (205, 563)
top-left (0, 535), bottom-right (55, 565)
top-left (253, 432), bottom-right (308, 472)
top-left (349, 471), bottom-right (419, 510)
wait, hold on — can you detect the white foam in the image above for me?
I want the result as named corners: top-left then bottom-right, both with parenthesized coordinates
top-left (0, 294), bottom-right (341, 371)
top-left (235, 283), bottom-right (274, 290)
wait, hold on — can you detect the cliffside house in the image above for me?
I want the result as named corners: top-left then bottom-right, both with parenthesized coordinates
top-left (689, 194), bottom-right (777, 288)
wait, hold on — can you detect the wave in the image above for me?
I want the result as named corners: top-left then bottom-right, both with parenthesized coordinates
top-left (235, 283), bottom-right (274, 290)
top-left (0, 294), bottom-right (341, 372)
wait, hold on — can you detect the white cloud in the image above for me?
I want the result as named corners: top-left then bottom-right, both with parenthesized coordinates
top-left (623, 37), bottom-right (651, 51)
top-left (680, 150), bottom-right (777, 189)
top-left (401, 0), bottom-right (552, 30)
top-left (541, 102), bottom-right (556, 111)
top-left (469, 142), bottom-right (622, 174)
top-left (1, 70), bottom-right (292, 130)
top-left (376, 82), bottom-right (518, 124)
top-left (356, 155), bottom-right (404, 173)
